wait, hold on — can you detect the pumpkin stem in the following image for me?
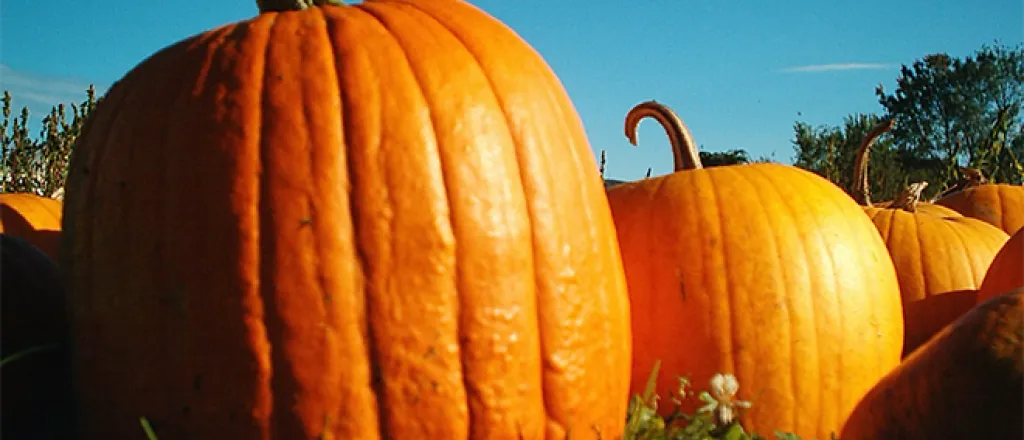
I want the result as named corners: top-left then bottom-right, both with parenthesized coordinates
top-left (624, 100), bottom-right (703, 173)
top-left (851, 117), bottom-right (895, 207)
top-left (889, 181), bottom-right (929, 213)
top-left (257, 0), bottom-right (342, 13)
top-left (932, 166), bottom-right (989, 201)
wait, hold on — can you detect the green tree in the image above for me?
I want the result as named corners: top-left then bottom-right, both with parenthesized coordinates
top-left (700, 148), bottom-right (751, 167)
top-left (792, 113), bottom-right (909, 201)
top-left (875, 43), bottom-right (1024, 190)
top-left (1, 86), bottom-right (98, 197)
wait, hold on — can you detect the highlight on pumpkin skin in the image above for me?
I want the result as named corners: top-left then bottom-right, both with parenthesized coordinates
top-left (624, 100), bottom-right (704, 172)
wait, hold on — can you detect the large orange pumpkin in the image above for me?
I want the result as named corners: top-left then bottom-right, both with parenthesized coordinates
top-left (60, 1), bottom-right (632, 438)
top-left (840, 287), bottom-right (1023, 440)
top-left (935, 182), bottom-right (1024, 235)
top-left (857, 180), bottom-right (1009, 357)
top-left (0, 192), bottom-right (63, 261)
top-left (606, 100), bottom-right (904, 440)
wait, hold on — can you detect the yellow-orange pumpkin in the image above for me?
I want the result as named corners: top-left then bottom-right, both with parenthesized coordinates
top-left (606, 100), bottom-right (904, 440)
top-left (0, 192), bottom-right (63, 262)
top-left (858, 181), bottom-right (1009, 357)
top-left (850, 118), bottom-right (1009, 356)
top-left (60, 1), bottom-right (632, 438)
top-left (840, 287), bottom-right (1023, 440)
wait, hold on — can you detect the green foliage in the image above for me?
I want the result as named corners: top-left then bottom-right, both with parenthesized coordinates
top-left (793, 42), bottom-right (1024, 200)
top-left (792, 113), bottom-right (908, 201)
top-left (877, 43), bottom-right (1024, 188)
top-left (700, 149), bottom-right (751, 167)
top-left (623, 361), bottom-right (839, 440)
top-left (0, 86), bottom-right (98, 197)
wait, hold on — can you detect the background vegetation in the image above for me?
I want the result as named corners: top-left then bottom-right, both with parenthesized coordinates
top-left (3, 44), bottom-right (1022, 203)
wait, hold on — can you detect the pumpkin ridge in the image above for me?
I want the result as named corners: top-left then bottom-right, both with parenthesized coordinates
top-left (703, 168), bottom-right (741, 390)
top-left (347, 5), bottom-right (473, 437)
top-left (940, 218), bottom-right (982, 290)
top-left (318, 8), bottom-right (389, 439)
top-left (746, 164), bottom-right (833, 434)
top-left (390, 4), bottom-right (560, 430)
top-left (778, 164), bottom-right (868, 432)
top-left (402, 1), bottom-right (633, 435)
top-left (258, 11), bottom-right (317, 437)
top-left (301, 8), bottom-right (387, 438)
top-left (792, 165), bottom-right (904, 429)
top-left (727, 165), bottom-right (805, 432)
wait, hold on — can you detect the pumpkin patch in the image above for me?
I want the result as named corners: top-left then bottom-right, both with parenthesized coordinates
top-left (3, 1), bottom-right (1022, 438)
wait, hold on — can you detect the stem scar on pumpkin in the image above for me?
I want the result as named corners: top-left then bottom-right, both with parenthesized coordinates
top-left (624, 100), bottom-right (704, 173)
top-left (852, 117), bottom-right (895, 207)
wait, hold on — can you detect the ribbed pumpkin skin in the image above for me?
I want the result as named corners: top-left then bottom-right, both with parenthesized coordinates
top-left (60, 2), bottom-right (632, 439)
top-left (863, 208), bottom-right (1009, 356)
top-left (935, 183), bottom-right (1024, 235)
top-left (0, 193), bottom-right (63, 261)
top-left (978, 229), bottom-right (1024, 303)
top-left (840, 288), bottom-right (1023, 440)
top-left (607, 163), bottom-right (904, 440)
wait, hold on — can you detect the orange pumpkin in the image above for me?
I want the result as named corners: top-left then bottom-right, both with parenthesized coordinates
top-left (0, 192), bottom-right (63, 261)
top-left (850, 118), bottom-right (961, 217)
top-left (60, 1), bottom-right (632, 439)
top-left (840, 287), bottom-right (1023, 440)
top-left (1, 234), bottom-right (75, 440)
top-left (850, 119), bottom-right (1009, 356)
top-left (935, 182), bottom-right (1024, 235)
top-left (858, 181), bottom-right (1009, 357)
top-left (606, 100), bottom-right (904, 440)
top-left (978, 228), bottom-right (1024, 303)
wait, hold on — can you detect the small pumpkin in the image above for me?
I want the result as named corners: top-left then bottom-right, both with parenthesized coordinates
top-left (60, 1), bottom-right (632, 439)
top-left (0, 192), bottom-right (63, 262)
top-left (0, 234), bottom-right (75, 440)
top-left (606, 100), bottom-right (904, 440)
top-left (850, 120), bottom-right (1012, 356)
top-left (858, 180), bottom-right (1009, 357)
top-left (840, 287), bottom-right (1024, 440)
top-left (934, 181), bottom-right (1024, 235)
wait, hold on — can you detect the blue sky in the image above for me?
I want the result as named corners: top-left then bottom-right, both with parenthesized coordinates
top-left (2, 0), bottom-right (1021, 180)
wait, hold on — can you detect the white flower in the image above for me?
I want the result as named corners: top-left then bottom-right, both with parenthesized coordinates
top-left (698, 373), bottom-right (752, 426)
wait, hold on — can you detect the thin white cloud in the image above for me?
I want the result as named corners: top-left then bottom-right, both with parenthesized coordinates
top-left (777, 62), bottom-right (896, 73)
top-left (0, 64), bottom-right (108, 110)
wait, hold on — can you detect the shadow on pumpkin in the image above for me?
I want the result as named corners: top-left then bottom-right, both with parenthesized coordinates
top-left (1, 234), bottom-right (75, 440)
top-left (901, 289), bottom-right (980, 358)
top-left (0, 208), bottom-right (62, 263)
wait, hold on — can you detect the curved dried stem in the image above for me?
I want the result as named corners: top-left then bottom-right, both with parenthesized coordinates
top-left (889, 181), bottom-right (929, 213)
top-left (852, 117), bottom-right (895, 207)
top-left (624, 100), bottom-right (703, 173)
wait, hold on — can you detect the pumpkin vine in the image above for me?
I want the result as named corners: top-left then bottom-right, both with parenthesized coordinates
top-left (851, 117), bottom-right (895, 207)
